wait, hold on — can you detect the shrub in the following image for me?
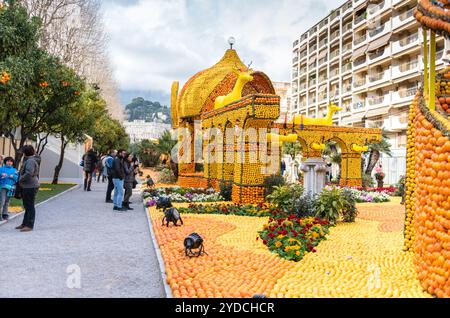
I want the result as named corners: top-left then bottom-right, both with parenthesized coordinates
top-left (158, 168), bottom-right (177, 184)
top-left (259, 216), bottom-right (330, 262)
top-left (267, 184), bottom-right (303, 213)
top-left (362, 173), bottom-right (375, 188)
top-left (178, 203), bottom-right (273, 217)
top-left (219, 181), bottom-right (232, 201)
top-left (341, 189), bottom-right (358, 222)
top-left (263, 174), bottom-right (286, 196)
top-left (314, 187), bottom-right (344, 225)
top-left (394, 175), bottom-right (406, 197)
top-left (292, 193), bottom-right (317, 218)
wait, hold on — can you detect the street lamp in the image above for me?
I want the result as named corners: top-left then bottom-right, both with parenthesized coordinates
top-left (228, 37), bottom-right (236, 49)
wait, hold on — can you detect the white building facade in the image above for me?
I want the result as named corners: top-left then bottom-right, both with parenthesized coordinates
top-left (272, 81), bottom-right (292, 115)
top-left (124, 120), bottom-right (172, 143)
top-left (290, 0), bottom-right (448, 185)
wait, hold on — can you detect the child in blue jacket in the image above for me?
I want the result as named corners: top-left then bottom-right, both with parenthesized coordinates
top-left (0, 157), bottom-right (19, 221)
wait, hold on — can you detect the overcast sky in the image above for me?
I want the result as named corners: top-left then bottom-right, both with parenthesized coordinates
top-left (101, 0), bottom-right (347, 106)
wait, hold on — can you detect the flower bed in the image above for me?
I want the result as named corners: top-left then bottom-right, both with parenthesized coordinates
top-left (324, 186), bottom-right (391, 203)
top-left (143, 187), bottom-right (224, 204)
top-left (259, 216), bottom-right (330, 262)
top-left (178, 203), bottom-right (273, 217)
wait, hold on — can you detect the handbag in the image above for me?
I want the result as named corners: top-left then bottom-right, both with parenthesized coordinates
top-left (14, 184), bottom-right (22, 199)
top-left (79, 160), bottom-right (84, 167)
top-left (132, 178), bottom-right (138, 189)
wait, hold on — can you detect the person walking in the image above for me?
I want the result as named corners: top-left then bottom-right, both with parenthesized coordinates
top-left (112, 149), bottom-right (126, 212)
top-left (16, 145), bottom-right (41, 232)
top-left (105, 150), bottom-right (117, 203)
top-left (0, 157), bottom-right (18, 221)
top-left (122, 153), bottom-right (135, 211)
top-left (97, 156), bottom-right (105, 183)
top-left (82, 148), bottom-right (98, 191)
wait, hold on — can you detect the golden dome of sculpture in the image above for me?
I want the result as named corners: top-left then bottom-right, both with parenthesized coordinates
top-left (171, 49), bottom-right (275, 125)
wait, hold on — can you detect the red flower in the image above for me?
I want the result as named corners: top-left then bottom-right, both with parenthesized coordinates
top-left (263, 240), bottom-right (267, 245)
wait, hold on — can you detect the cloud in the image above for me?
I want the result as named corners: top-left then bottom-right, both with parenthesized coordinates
top-left (102, 0), bottom-right (347, 102)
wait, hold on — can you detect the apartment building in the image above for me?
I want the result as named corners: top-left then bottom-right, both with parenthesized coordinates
top-left (290, 0), bottom-right (448, 184)
top-left (272, 81), bottom-right (292, 115)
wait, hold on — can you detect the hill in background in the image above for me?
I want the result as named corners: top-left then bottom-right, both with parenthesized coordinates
top-left (125, 97), bottom-right (172, 124)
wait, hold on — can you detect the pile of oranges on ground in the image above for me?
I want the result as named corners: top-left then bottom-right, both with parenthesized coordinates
top-left (148, 199), bottom-right (431, 298)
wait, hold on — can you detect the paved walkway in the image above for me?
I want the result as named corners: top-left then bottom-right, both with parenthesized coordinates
top-left (0, 181), bottom-right (165, 298)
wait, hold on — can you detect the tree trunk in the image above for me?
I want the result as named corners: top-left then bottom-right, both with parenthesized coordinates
top-left (365, 150), bottom-right (380, 176)
top-left (13, 138), bottom-right (26, 169)
top-left (52, 136), bottom-right (68, 185)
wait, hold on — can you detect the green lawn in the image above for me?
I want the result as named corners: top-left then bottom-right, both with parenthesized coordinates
top-left (9, 183), bottom-right (77, 208)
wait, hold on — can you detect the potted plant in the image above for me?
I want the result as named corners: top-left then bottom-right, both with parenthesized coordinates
top-left (374, 167), bottom-right (385, 188)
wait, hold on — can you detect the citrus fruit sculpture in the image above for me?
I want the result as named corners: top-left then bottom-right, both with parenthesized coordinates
top-left (404, 0), bottom-right (450, 297)
top-left (170, 48), bottom-right (381, 204)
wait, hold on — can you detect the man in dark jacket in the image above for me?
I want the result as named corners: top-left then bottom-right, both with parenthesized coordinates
top-left (82, 148), bottom-right (98, 191)
top-left (112, 149), bottom-right (126, 211)
top-left (16, 145), bottom-right (41, 232)
top-left (105, 149), bottom-right (117, 203)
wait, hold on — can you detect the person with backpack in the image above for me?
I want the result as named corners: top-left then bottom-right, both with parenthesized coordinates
top-left (112, 149), bottom-right (126, 212)
top-left (105, 150), bottom-right (117, 203)
top-left (82, 148), bottom-right (98, 191)
top-left (0, 157), bottom-right (18, 221)
top-left (16, 145), bottom-right (41, 232)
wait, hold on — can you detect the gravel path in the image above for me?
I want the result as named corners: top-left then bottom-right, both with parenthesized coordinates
top-left (0, 181), bottom-right (165, 298)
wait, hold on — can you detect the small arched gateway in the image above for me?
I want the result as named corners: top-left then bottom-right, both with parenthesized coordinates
top-left (171, 48), bottom-right (381, 203)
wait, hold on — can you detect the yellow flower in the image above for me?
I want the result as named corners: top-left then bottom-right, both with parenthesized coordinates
top-left (312, 232), bottom-right (319, 238)
top-left (284, 246), bottom-right (291, 252)
top-left (277, 234), bottom-right (284, 239)
top-left (275, 241), bottom-right (282, 248)
top-left (295, 251), bottom-right (301, 256)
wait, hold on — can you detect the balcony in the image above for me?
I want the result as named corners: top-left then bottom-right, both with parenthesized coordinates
top-left (319, 38), bottom-right (328, 48)
top-left (353, 57), bottom-right (367, 69)
top-left (319, 92), bottom-right (328, 103)
top-left (392, 32), bottom-right (419, 54)
top-left (293, 56), bottom-right (299, 64)
top-left (368, 46), bottom-right (391, 64)
top-left (330, 10), bottom-right (340, 23)
top-left (354, 34), bottom-right (367, 46)
top-left (342, 84), bottom-right (352, 94)
top-left (301, 33), bottom-right (308, 42)
top-left (309, 62), bottom-right (317, 69)
top-left (368, 0), bottom-right (391, 18)
top-left (300, 83), bottom-right (307, 91)
top-left (392, 87), bottom-right (417, 104)
top-left (299, 50), bottom-right (307, 59)
top-left (319, 19), bottom-right (328, 31)
top-left (309, 26), bottom-right (317, 36)
top-left (330, 30), bottom-right (340, 42)
top-left (354, 78), bottom-right (366, 88)
top-left (330, 50), bottom-right (340, 60)
top-left (309, 79), bottom-right (317, 86)
top-left (343, 2), bottom-right (353, 16)
top-left (368, 20), bottom-right (391, 39)
top-left (319, 56), bottom-right (328, 65)
top-left (293, 40), bottom-right (299, 48)
top-left (330, 68), bottom-right (340, 78)
top-left (318, 74), bottom-right (327, 82)
top-left (393, 6), bottom-right (415, 29)
top-left (354, 13), bottom-right (366, 27)
top-left (368, 95), bottom-right (384, 106)
top-left (368, 69), bottom-right (390, 84)
top-left (343, 23), bottom-right (353, 35)
top-left (292, 72), bottom-right (299, 78)
top-left (343, 42), bottom-right (353, 53)
top-left (299, 66), bottom-right (307, 74)
top-left (353, 100), bottom-right (366, 110)
top-left (342, 63), bottom-right (352, 73)
top-left (309, 44), bottom-right (317, 53)
top-left (392, 59), bottom-right (418, 79)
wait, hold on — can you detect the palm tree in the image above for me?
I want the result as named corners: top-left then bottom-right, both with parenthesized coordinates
top-left (364, 129), bottom-right (392, 177)
top-left (282, 142), bottom-right (302, 159)
top-left (156, 130), bottom-right (177, 158)
top-left (323, 141), bottom-right (342, 165)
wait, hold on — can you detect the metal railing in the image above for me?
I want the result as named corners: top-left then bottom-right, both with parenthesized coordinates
top-left (369, 24), bottom-right (386, 37)
top-left (330, 50), bottom-right (340, 59)
top-left (342, 63), bottom-right (352, 72)
top-left (343, 23), bottom-right (352, 33)
top-left (368, 95), bottom-right (385, 105)
top-left (354, 14), bottom-right (366, 25)
top-left (330, 30), bottom-right (340, 39)
top-left (354, 34), bottom-right (367, 45)
top-left (354, 78), bottom-right (366, 87)
top-left (369, 72), bottom-right (384, 82)
top-left (310, 44), bottom-right (317, 52)
top-left (353, 101), bottom-right (365, 109)
top-left (343, 42), bottom-right (352, 52)
top-left (319, 38), bottom-right (328, 48)
top-left (319, 57), bottom-right (328, 65)
top-left (353, 57), bottom-right (366, 67)
top-left (330, 68), bottom-right (339, 77)
top-left (399, 33), bottom-right (418, 46)
top-left (399, 7), bottom-right (414, 21)
top-left (399, 59), bottom-right (418, 72)
top-left (368, 1), bottom-right (386, 15)
top-left (368, 48), bottom-right (386, 60)
top-left (398, 87), bottom-right (417, 98)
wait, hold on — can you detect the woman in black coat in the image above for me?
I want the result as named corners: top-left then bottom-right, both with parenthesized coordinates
top-left (82, 148), bottom-right (98, 191)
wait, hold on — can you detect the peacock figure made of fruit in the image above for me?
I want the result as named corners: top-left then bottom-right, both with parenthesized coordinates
top-left (405, 0), bottom-right (450, 298)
